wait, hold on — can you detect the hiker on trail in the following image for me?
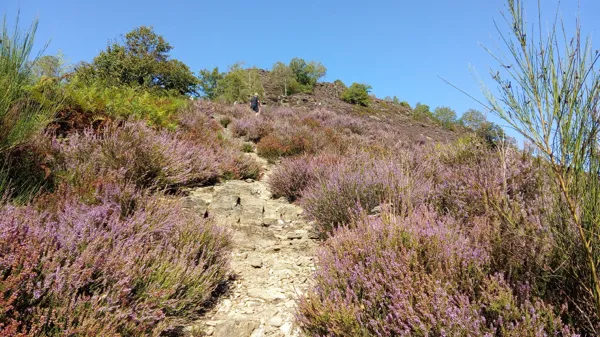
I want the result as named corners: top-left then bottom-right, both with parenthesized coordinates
top-left (250, 93), bottom-right (261, 114)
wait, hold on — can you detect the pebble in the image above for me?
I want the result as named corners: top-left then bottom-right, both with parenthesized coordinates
top-left (280, 322), bottom-right (293, 335)
top-left (268, 315), bottom-right (284, 327)
top-left (249, 258), bottom-right (263, 268)
top-left (287, 232), bottom-right (303, 240)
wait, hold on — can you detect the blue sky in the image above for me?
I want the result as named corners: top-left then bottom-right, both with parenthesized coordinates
top-left (3, 0), bottom-right (600, 138)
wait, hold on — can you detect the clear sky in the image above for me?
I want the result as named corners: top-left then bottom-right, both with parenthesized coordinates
top-left (3, 0), bottom-right (600, 137)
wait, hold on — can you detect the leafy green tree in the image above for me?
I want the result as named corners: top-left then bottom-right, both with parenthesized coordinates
top-left (216, 63), bottom-right (264, 103)
top-left (31, 52), bottom-right (69, 79)
top-left (75, 26), bottom-right (198, 95)
top-left (269, 62), bottom-right (297, 96)
top-left (289, 58), bottom-right (326, 91)
top-left (433, 106), bottom-right (457, 129)
top-left (198, 67), bottom-right (224, 99)
top-left (413, 102), bottom-right (432, 119)
top-left (460, 109), bottom-right (487, 130)
top-left (341, 83), bottom-right (372, 106)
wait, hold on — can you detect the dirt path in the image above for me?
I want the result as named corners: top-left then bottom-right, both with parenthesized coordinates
top-left (183, 156), bottom-right (318, 337)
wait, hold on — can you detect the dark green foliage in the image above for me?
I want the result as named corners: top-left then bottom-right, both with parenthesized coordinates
top-left (333, 79), bottom-right (347, 89)
top-left (198, 67), bottom-right (224, 99)
top-left (400, 100), bottom-right (411, 108)
top-left (289, 57), bottom-right (326, 92)
top-left (219, 116), bottom-right (232, 128)
top-left (241, 142), bottom-right (254, 153)
top-left (433, 106), bottom-right (457, 129)
top-left (476, 122), bottom-right (508, 148)
top-left (341, 83), bottom-right (372, 106)
top-left (75, 26), bottom-right (198, 95)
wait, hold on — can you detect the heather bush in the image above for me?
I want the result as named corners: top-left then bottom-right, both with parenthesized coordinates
top-left (256, 123), bottom-right (328, 163)
top-left (298, 209), bottom-right (575, 336)
top-left (256, 134), bottom-right (287, 163)
top-left (0, 184), bottom-right (231, 336)
top-left (220, 150), bottom-right (262, 181)
top-left (176, 104), bottom-right (222, 146)
top-left (269, 154), bottom-right (343, 202)
top-left (230, 116), bottom-right (274, 142)
top-left (301, 155), bottom-right (428, 234)
top-left (55, 121), bottom-right (222, 191)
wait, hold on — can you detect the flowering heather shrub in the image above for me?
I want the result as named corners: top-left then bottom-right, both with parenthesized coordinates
top-left (226, 104), bottom-right (255, 119)
top-left (0, 184), bottom-right (231, 336)
top-left (220, 150), bottom-right (262, 181)
top-left (56, 121), bottom-right (222, 191)
top-left (424, 142), bottom-right (558, 288)
top-left (230, 117), bottom-right (274, 142)
top-left (297, 209), bottom-right (576, 336)
top-left (256, 134), bottom-right (287, 163)
top-left (269, 153), bottom-right (344, 202)
top-left (176, 106), bottom-right (222, 146)
top-left (301, 155), bottom-right (429, 234)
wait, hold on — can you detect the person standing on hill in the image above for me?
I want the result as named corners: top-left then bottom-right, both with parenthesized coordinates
top-left (250, 93), bottom-right (261, 114)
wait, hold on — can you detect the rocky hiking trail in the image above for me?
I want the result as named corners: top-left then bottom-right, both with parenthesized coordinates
top-left (182, 154), bottom-right (319, 337)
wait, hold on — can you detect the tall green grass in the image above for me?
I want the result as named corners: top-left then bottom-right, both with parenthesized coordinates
top-left (0, 15), bottom-right (59, 200)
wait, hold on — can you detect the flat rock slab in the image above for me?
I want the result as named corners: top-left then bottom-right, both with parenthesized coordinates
top-left (185, 174), bottom-right (317, 337)
top-left (213, 320), bottom-right (258, 337)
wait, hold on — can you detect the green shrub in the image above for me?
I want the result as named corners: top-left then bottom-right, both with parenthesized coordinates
top-left (480, 0), bottom-right (600, 330)
top-left (333, 79), bottom-right (346, 89)
top-left (219, 116), bottom-right (232, 128)
top-left (64, 78), bottom-right (188, 128)
top-left (341, 83), bottom-right (372, 106)
top-left (413, 102), bottom-right (433, 120)
top-left (0, 16), bottom-right (57, 152)
top-left (400, 100), bottom-right (411, 109)
top-left (0, 16), bottom-right (60, 200)
top-left (241, 142), bottom-right (254, 153)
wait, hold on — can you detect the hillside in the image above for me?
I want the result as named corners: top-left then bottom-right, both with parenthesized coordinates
top-left (3, 4), bottom-right (600, 336)
top-left (259, 81), bottom-right (459, 145)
